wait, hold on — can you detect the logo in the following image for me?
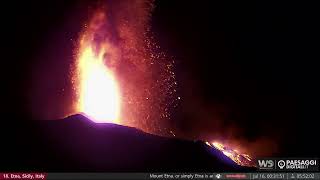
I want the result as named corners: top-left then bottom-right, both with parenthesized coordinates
top-left (257, 159), bottom-right (274, 170)
top-left (215, 174), bottom-right (221, 179)
top-left (284, 159), bottom-right (317, 170)
top-left (257, 158), bottom-right (319, 171)
top-left (278, 160), bottom-right (286, 169)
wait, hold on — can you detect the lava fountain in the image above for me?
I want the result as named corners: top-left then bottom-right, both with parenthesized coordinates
top-left (75, 11), bottom-right (121, 123)
top-left (73, 1), bottom-right (177, 134)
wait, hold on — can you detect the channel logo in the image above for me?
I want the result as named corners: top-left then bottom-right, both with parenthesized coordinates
top-left (277, 160), bottom-right (286, 169)
top-left (257, 159), bottom-right (275, 170)
top-left (257, 158), bottom-right (319, 171)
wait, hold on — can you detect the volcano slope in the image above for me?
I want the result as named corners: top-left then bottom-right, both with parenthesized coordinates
top-left (1, 114), bottom-right (255, 172)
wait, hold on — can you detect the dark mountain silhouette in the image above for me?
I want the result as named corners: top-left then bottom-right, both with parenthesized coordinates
top-left (1, 114), bottom-right (255, 172)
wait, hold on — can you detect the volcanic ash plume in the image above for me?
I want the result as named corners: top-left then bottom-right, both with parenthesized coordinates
top-left (72, 0), bottom-right (178, 135)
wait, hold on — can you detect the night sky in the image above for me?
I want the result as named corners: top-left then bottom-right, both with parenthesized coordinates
top-left (2, 0), bottom-right (320, 161)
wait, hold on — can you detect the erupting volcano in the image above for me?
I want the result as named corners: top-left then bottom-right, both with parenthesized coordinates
top-left (70, 0), bottom-right (254, 169)
top-left (7, 0), bottom-right (318, 173)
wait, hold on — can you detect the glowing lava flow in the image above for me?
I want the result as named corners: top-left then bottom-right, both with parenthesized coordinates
top-left (205, 141), bottom-right (255, 167)
top-left (75, 12), bottom-right (121, 124)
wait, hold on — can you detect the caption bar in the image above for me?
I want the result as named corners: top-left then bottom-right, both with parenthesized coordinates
top-left (1, 173), bottom-right (320, 180)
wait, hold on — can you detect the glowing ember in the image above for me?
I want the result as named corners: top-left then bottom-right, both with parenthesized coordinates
top-left (206, 141), bottom-right (255, 167)
top-left (75, 11), bottom-right (121, 123)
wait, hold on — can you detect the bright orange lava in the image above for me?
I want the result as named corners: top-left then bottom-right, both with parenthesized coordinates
top-left (206, 141), bottom-right (255, 167)
top-left (75, 12), bottom-right (121, 124)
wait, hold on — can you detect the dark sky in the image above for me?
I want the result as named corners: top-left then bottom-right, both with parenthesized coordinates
top-left (3, 0), bottom-right (320, 157)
